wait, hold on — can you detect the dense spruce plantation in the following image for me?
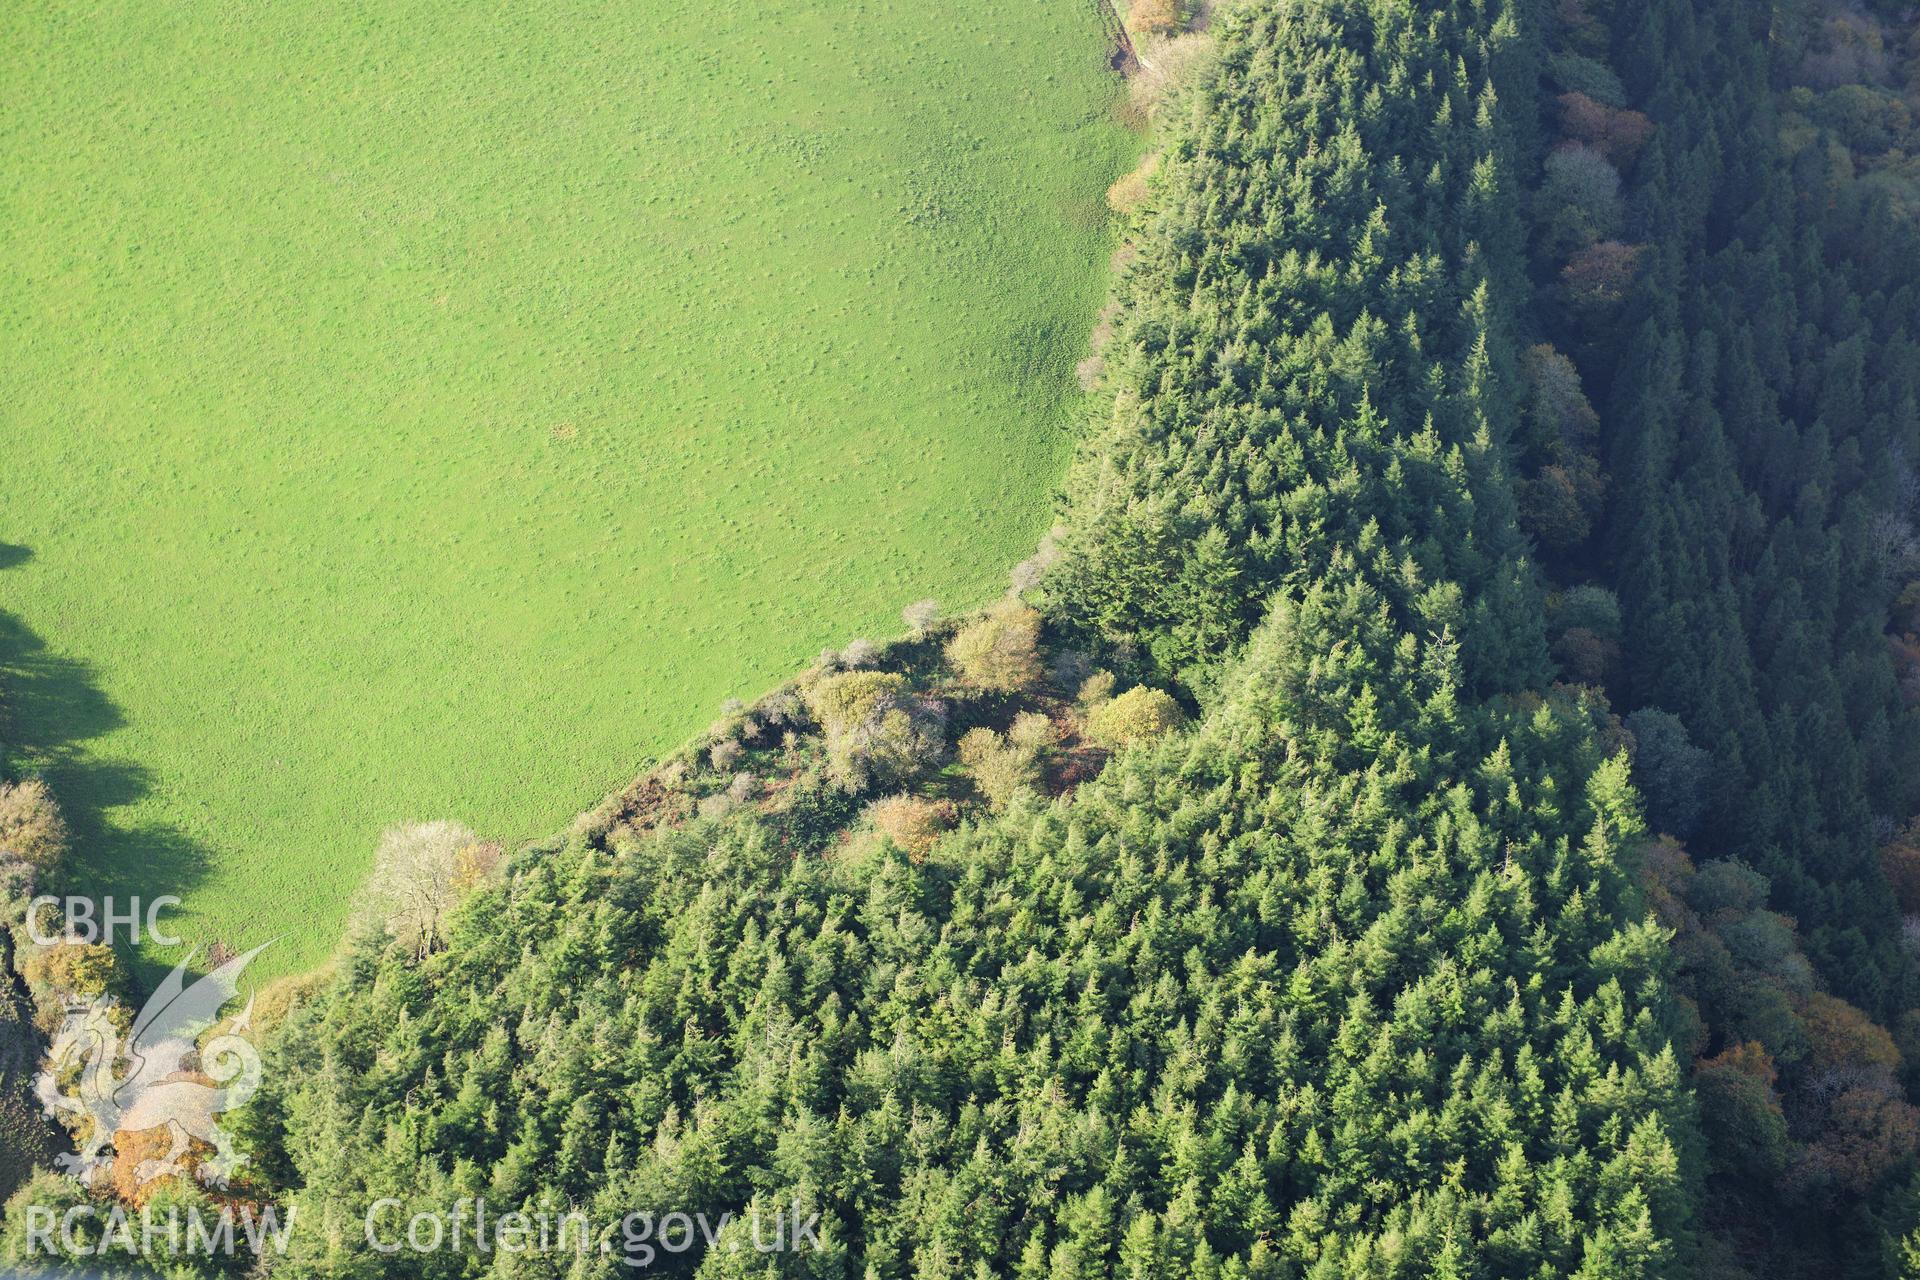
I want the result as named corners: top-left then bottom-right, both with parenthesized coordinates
top-left (9, 0), bottom-right (1920, 1275)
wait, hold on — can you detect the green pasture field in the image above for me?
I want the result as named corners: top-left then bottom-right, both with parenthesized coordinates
top-left (0, 0), bottom-right (1132, 979)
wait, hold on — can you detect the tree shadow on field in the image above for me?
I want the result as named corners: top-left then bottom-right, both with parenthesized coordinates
top-left (0, 543), bottom-right (210, 993)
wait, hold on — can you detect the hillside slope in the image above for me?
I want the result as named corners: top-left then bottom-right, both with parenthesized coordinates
top-left (229, 2), bottom-right (1704, 1276)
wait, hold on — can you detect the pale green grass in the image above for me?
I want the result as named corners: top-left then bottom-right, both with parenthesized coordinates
top-left (0, 0), bottom-right (1130, 978)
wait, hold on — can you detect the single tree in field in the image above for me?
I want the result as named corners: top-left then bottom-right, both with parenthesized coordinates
top-left (902, 599), bottom-right (941, 637)
top-left (360, 820), bottom-right (484, 962)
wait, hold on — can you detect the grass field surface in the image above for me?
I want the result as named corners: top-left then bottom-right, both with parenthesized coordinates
top-left (0, 0), bottom-right (1131, 978)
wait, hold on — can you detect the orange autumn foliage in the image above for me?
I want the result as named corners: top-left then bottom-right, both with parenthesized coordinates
top-left (1125, 0), bottom-right (1182, 36)
top-left (1562, 240), bottom-right (1647, 309)
top-left (1880, 837), bottom-right (1920, 914)
top-left (1798, 991), bottom-right (1902, 1076)
top-left (1558, 92), bottom-right (1655, 168)
top-left (1700, 1039), bottom-right (1781, 1089)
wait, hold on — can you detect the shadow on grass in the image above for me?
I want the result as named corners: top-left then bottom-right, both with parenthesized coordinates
top-left (0, 543), bottom-right (211, 991)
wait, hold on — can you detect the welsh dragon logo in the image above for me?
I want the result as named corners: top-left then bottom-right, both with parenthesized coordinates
top-left (35, 944), bottom-right (270, 1188)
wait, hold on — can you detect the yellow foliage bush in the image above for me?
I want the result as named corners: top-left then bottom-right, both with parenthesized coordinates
top-left (1007, 711), bottom-right (1058, 754)
top-left (1086, 685), bottom-right (1189, 747)
top-left (1106, 154), bottom-right (1161, 214)
top-left (0, 777), bottom-right (69, 870)
top-left (958, 726), bottom-right (1002, 766)
top-left (1126, 0), bottom-right (1182, 36)
top-left (967, 737), bottom-right (1042, 807)
top-left (945, 601), bottom-right (1043, 693)
top-left (806, 671), bottom-right (909, 738)
top-left (29, 941), bottom-right (118, 999)
top-left (865, 795), bottom-right (956, 859)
